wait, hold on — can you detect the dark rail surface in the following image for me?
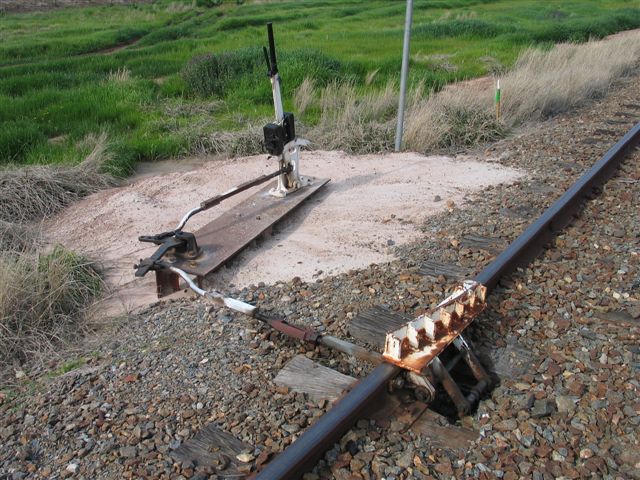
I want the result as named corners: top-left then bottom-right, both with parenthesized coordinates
top-left (255, 122), bottom-right (640, 480)
top-left (476, 122), bottom-right (640, 293)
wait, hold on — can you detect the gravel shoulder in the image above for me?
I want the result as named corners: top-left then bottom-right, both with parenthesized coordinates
top-left (1, 71), bottom-right (639, 480)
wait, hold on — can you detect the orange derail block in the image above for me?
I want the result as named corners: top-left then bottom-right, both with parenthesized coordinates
top-left (383, 280), bottom-right (487, 373)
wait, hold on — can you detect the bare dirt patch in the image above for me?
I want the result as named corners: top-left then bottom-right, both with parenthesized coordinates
top-left (44, 150), bottom-right (522, 315)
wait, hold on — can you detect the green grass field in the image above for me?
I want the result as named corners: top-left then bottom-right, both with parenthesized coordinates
top-left (1, 0), bottom-right (639, 174)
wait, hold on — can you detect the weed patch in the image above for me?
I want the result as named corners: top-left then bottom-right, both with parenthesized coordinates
top-left (0, 133), bottom-right (116, 222)
top-left (48, 357), bottom-right (86, 377)
top-left (0, 246), bottom-right (102, 367)
top-left (182, 47), bottom-right (262, 98)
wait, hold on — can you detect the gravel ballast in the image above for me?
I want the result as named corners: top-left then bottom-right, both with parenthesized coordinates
top-left (1, 71), bottom-right (639, 479)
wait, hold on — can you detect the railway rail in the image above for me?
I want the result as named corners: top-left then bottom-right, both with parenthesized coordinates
top-left (250, 122), bottom-right (640, 479)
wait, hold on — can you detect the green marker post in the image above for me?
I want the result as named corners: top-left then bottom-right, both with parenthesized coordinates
top-left (495, 79), bottom-right (501, 121)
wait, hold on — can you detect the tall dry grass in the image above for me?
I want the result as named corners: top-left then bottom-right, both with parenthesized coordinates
top-left (0, 132), bottom-right (116, 223)
top-left (500, 34), bottom-right (640, 124)
top-left (294, 32), bottom-right (640, 155)
top-left (0, 133), bottom-right (113, 375)
top-left (293, 77), bottom-right (316, 116)
top-left (0, 220), bottom-right (36, 252)
top-left (405, 33), bottom-right (640, 152)
top-left (0, 247), bottom-right (102, 367)
top-left (403, 82), bottom-right (505, 151)
top-left (297, 80), bottom-right (397, 153)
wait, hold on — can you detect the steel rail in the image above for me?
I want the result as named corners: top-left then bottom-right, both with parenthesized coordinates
top-left (255, 122), bottom-right (640, 479)
top-left (476, 122), bottom-right (640, 293)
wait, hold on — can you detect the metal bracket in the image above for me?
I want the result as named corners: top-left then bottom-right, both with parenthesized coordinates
top-left (452, 335), bottom-right (492, 406)
top-left (406, 371), bottom-right (436, 403)
top-left (422, 335), bottom-right (492, 417)
top-left (134, 230), bottom-right (201, 278)
top-left (269, 139), bottom-right (313, 198)
top-left (430, 356), bottom-right (470, 416)
top-left (134, 231), bottom-right (202, 297)
top-left (155, 268), bottom-right (180, 298)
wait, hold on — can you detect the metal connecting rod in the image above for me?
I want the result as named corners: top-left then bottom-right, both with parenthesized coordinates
top-left (319, 335), bottom-right (383, 366)
top-left (167, 266), bottom-right (382, 365)
top-left (176, 167), bottom-right (288, 233)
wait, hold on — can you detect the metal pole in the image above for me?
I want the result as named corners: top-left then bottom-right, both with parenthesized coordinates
top-left (394, 0), bottom-right (414, 152)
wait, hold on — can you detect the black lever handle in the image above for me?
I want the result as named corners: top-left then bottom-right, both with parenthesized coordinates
top-left (263, 46), bottom-right (271, 76)
top-left (134, 237), bottom-right (182, 277)
top-left (266, 22), bottom-right (278, 76)
top-left (138, 231), bottom-right (175, 244)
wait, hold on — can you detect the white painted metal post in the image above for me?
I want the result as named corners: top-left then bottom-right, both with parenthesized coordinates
top-left (394, 0), bottom-right (414, 152)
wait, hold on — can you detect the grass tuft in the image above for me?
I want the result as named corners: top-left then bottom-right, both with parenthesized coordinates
top-left (0, 133), bottom-right (116, 223)
top-left (0, 246), bottom-right (102, 368)
top-left (106, 67), bottom-right (131, 83)
top-left (49, 357), bottom-right (86, 377)
top-left (181, 47), bottom-right (262, 98)
top-left (308, 81), bottom-right (397, 153)
top-left (403, 83), bottom-right (504, 152)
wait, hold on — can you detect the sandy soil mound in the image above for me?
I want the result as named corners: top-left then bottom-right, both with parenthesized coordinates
top-left (45, 150), bottom-right (522, 315)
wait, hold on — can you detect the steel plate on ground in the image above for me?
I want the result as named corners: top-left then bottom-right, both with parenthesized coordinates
top-left (170, 177), bottom-right (329, 277)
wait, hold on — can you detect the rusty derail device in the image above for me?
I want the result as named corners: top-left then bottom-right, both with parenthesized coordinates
top-left (383, 280), bottom-right (492, 415)
top-left (134, 23), bottom-right (323, 291)
top-left (134, 24), bottom-right (492, 416)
